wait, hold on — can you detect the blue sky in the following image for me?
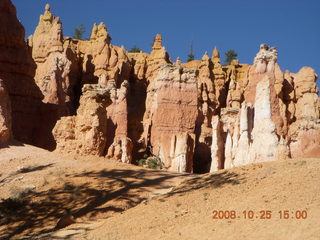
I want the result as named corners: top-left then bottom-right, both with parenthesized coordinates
top-left (12, 0), bottom-right (320, 84)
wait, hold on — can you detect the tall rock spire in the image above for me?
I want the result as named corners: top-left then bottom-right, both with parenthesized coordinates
top-left (211, 47), bottom-right (221, 66)
top-left (152, 34), bottom-right (163, 50)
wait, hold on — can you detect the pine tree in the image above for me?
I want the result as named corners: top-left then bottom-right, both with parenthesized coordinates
top-left (224, 50), bottom-right (238, 65)
top-left (187, 42), bottom-right (195, 62)
top-left (73, 24), bottom-right (86, 40)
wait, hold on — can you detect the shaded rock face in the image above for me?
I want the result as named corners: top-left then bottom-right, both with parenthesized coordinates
top-left (2, 0), bottom-right (319, 172)
top-left (0, 79), bottom-right (11, 143)
top-left (127, 35), bottom-right (170, 161)
top-left (0, 0), bottom-right (46, 146)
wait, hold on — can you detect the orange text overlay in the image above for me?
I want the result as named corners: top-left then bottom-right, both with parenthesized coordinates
top-left (212, 210), bottom-right (308, 220)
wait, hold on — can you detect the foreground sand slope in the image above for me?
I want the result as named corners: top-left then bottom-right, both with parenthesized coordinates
top-left (0, 143), bottom-right (319, 240)
top-left (80, 158), bottom-right (319, 240)
top-left (0, 142), bottom-right (190, 239)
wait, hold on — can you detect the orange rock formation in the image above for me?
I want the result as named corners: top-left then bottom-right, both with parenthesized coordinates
top-left (1, 1), bottom-right (319, 173)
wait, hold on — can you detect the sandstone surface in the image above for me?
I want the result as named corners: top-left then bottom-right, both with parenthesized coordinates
top-left (145, 65), bottom-right (198, 172)
top-left (1, 0), bottom-right (319, 173)
top-left (53, 84), bottom-right (111, 156)
top-left (0, 0), bottom-right (44, 146)
top-left (29, 4), bottom-right (80, 114)
top-left (50, 35), bottom-right (320, 172)
top-left (0, 79), bottom-right (11, 143)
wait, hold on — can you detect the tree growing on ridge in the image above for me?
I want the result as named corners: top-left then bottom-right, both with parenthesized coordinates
top-left (187, 42), bottom-right (195, 62)
top-left (73, 24), bottom-right (86, 40)
top-left (129, 46), bottom-right (142, 53)
top-left (224, 50), bottom-right (238, 65)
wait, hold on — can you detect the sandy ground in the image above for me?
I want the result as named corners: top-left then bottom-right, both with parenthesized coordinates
top-left (0, 141), bottom-right (190, 240)
top-left (0, 141), bottom-right (320, 240)
top-left (81, 158), bottom-right (320, 240)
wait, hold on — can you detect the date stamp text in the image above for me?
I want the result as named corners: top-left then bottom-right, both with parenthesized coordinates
top-left (212, 210), bottom-right (308, 220)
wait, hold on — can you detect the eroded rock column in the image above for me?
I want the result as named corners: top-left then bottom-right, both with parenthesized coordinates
top-left (209, 116), bottom-right (224, 172)
top-left (249, 74), bottom-right (279, 163)
top-left (53, 84), bottom-right (111, 155)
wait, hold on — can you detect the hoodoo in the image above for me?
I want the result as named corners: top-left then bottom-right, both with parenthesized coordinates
top-left (0, 2), bottom-right (319, 173)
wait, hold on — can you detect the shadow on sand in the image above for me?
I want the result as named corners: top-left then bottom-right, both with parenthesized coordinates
top-left (0, 168), bottom-right (188, 239)
top-left (0, 168), bottom-right (244, 239)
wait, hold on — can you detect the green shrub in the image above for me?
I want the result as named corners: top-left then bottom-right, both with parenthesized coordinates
top-left (137, 158), bottom-right (147, 167)
top-left (129, 46), bottom-right (142, 53)
top-left (137, 155), bottom-right (164, 170)
top-left (147, 158), bottom-right (163, 169)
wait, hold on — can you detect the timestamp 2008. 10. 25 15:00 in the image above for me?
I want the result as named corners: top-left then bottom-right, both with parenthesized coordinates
top-left (212, 210), bottom-right (308, 220)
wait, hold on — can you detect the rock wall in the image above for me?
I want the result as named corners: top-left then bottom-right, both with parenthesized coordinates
top-left (53, 81), bottom-right (133, 162)
top-left (286, 67), bottom-right (320, 158)
top-left (2, 0), bottom-right (319, 173)
top-left (53, 84), bottom-right (111, 155)
top-left (29, 4), bottom-right (80, 114)
top-left (209, 44), bottom-right (319, 172)
top-left (127, 35), bottom-right (170, 159)
top-left (0, 0), bottom-right (45, 146)
top-left (51, 32), bottom-right (320, 173)
top-left (249, 74), bottom-right (279, 163)
top-left (79, 22), bottom-right (132, 86)
top-left (26, 5), bottom-right (133, 150)
top-left (146, 65), bottom-right (198, 172)
top-left (0, 79), bottom-right (11, 143)
top-left (105, 81), bottom-right (133, 163)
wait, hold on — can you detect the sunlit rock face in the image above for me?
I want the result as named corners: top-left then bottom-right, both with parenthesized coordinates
top-left (208, 45), bottom-right (319, 172)
top-left (28, 4), bottom-right (80, 113)
top-left (145, 65), bottom-right (198, 172)
top-left (286, 67), bottom-right (320, 158)
top-left (52, 38), bottom-right (319, 173)
top-left (2, 0), bottom-right (319, 172)
top-left (249, 74), bottom-right (279, 163)
top-left (53, 84), bottom-right (110, 156)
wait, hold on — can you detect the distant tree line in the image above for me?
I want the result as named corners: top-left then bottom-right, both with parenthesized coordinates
top-left (72, 29), bottom-right (238, 65)
top-left (129, 46), bottom-right (141, 53)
